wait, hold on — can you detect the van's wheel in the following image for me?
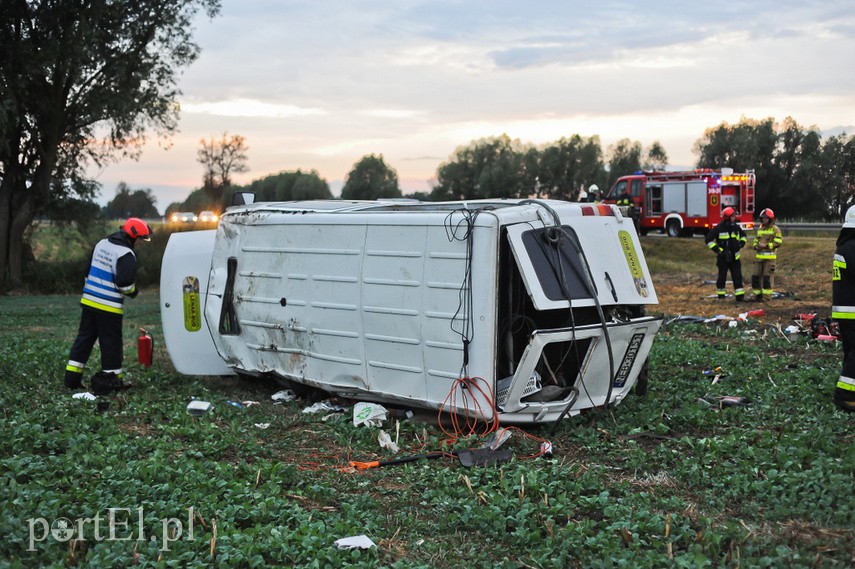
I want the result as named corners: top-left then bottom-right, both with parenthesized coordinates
top-left (634, 359), bottom-right (649, 397)
top-left (666, 220), bottom-right (681, 238)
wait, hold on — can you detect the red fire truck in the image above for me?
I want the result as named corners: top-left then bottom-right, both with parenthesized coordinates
top-left (604, 168), bottom-right (756, 237)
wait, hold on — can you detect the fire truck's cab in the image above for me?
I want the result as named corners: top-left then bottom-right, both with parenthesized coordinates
top-left (605, 168), bottom-right (755, 237)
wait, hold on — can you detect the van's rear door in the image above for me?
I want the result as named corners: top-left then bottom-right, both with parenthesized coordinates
top-left (506, 219), bottom-right (656, 310)
top-left (160, 230), bottom-right (235, 375)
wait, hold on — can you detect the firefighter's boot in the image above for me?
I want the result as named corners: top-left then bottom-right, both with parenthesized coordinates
top-left (91, 371), bottom-right (124, 396)
top-left (762, 275), bottom-right (773, 302)
top-left (834, 387), bottom-right (855, 413)
top-left (751, 275), bottom-right (762, 301)
top-left (64, 370), bottom-right (83, 389)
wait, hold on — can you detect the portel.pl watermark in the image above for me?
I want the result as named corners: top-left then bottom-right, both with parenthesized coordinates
top-left (27, 507), bottom-right (195, 552)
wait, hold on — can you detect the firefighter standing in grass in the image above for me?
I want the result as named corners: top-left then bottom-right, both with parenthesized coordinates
top-left (63, 218), bottom-right (151, 394)
top-left (831, 205), bottom-right (855, 412)
top-left (615, 186), bottom-right (640, 232)
top-left (751, 208), bottom-right (783, 301)
top-left (705, 207), bottom-right (747, 301)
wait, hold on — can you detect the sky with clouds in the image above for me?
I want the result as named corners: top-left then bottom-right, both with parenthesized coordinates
top-left (88, 0), bottom-right (855, 210)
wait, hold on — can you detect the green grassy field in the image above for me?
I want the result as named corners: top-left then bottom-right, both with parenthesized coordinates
top-left (1, 228), bottom-right (853, 567)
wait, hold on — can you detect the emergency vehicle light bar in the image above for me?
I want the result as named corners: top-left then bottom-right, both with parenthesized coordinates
top-left (579, 204), bottom-right (616, 217)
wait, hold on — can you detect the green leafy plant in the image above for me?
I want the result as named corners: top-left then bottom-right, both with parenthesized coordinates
top-left (0, 284), bottom-right (852, 567)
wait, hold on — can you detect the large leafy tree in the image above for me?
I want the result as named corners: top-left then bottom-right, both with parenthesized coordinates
top-left (233, 169), bottom-right (332, 202)
top-left (816, 134), bottom-right (855, 220)
top-left (0, 0), bottom-right (220, 290)
top-left (197, 132), bottom-right (249, 210)
top-left (431, 134), bottom-right (532, 201)
top-left (693, 117), bottom-right (779, 209)
top-left (103, 182), bottom-right (159, 219)
top-left (694, 116), bottom-right (855, 219)
top-left (771, 117), bottom-right (823, 219)
top-left (606, 139), bottom-right (643, 190)
top-left (643, 141), bottom-right (669, 171)
top-left (341, 154), bottom-right (401, 200)
top-left (537, 135), bottom-right (605, 201)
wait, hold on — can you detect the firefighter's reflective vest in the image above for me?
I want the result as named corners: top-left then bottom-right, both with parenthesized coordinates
top-left (81, 236), bottom-right (136, 314)
top-left (833, 233), bottom-right (855, 320)
top-left (706, 220), bottom-right (747, 260)
top-left (753, 223), bottom-right (783, 260)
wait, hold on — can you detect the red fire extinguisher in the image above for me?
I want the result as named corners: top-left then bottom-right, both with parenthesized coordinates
top-left (138, 328), bottom-right (153, 368)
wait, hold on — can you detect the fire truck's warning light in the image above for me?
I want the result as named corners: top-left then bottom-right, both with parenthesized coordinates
top-left (722, 175), bottom-right (749, 182)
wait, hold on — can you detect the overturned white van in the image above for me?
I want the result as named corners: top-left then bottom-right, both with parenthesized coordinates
top-left (160, 199), bottom-right (661, 424)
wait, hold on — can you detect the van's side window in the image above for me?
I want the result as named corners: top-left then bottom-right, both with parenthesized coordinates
top-left (218, 257), bottom-right (241, 335)
top-left (520, 226), bottom-right (593, 301)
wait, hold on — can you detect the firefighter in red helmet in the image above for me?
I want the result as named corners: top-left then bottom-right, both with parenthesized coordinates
top-left (705, 207), bottom-right (747, 301)
top-left (751, 208), bottom-right (783, 301)
top-left (63, 218), bottom-right (152, 394)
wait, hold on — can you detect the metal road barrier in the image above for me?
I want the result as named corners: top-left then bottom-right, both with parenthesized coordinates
top-left (778, 222), bottom-right (839, 234)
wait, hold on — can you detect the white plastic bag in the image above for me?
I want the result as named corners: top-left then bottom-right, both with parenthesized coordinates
top-left (353, 402), bottom-right (388, 427)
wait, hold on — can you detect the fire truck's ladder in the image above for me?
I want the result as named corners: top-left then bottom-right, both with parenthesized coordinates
top-left (642, 169), bottom-right (717, 182)
top-left (744, 169), bottom-right (756, 213)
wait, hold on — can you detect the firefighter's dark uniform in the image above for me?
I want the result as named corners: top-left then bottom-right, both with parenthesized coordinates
top-left (752, 221), bottom-right (783, 301)
top-left (831, 227), bottom-right (855, 412)
top-left (616, 192), bottom-right (640, 232)
top-left (705, 217), bottom-right (747, 300)
top-left (64, 231), bottom-right (139, 388)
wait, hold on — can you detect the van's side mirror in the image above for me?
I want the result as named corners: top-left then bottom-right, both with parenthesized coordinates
top-left (231, 192), bottom-right (256, 207)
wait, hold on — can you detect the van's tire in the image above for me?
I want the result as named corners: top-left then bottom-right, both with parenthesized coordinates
top-left (666, 220), bottom-right (681, 238)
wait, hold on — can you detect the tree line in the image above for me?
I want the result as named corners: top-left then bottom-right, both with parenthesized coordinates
top-left (3, 0), bottom-right (855, 291)
top-left (167, 117), bottom-right (854, 225)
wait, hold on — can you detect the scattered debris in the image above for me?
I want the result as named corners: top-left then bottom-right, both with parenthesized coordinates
top-left (187, 400), bottom-right (212, 416)
top-left (353, 402), bottom-right (388, 427)
top-left (72, 392), bottom-right (97, 401)
top-left (698, 395), bottom-right (752, 410)
top-left (810, 317), bottom-right (840, 340)
top-left (377, 430), bottom-right (399, 453)
top-left (226, 400), bottom-right (244, 408)
top-left (816, 334), bottom-right (839, 342)
top-left (457, 448), bottom-right (513, 468)
top-left (350, 452), bottom-right (444, 470)
top-left (388, 408), bottom-right (414, 420)
top-left (665, 315), bottom-right (707, 325)
top-left (254, 423), bottom-right (271, 429)
top-left (782, 313), bottom-right (841, 341)
top-left (482, 429), bottom-right (513, 450)
top-left (702, 367), bottom-right (724, 385)
top-left (303, 401), bottom-right (347, 415)
top-left (539, 441), bottom-right (554, 457)
top-left (771, 291), bottom-right (797, 299)
top-left (334, 535), bottom-right (376, 550)
top-left (271, 389), bottom-right (296, 403)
